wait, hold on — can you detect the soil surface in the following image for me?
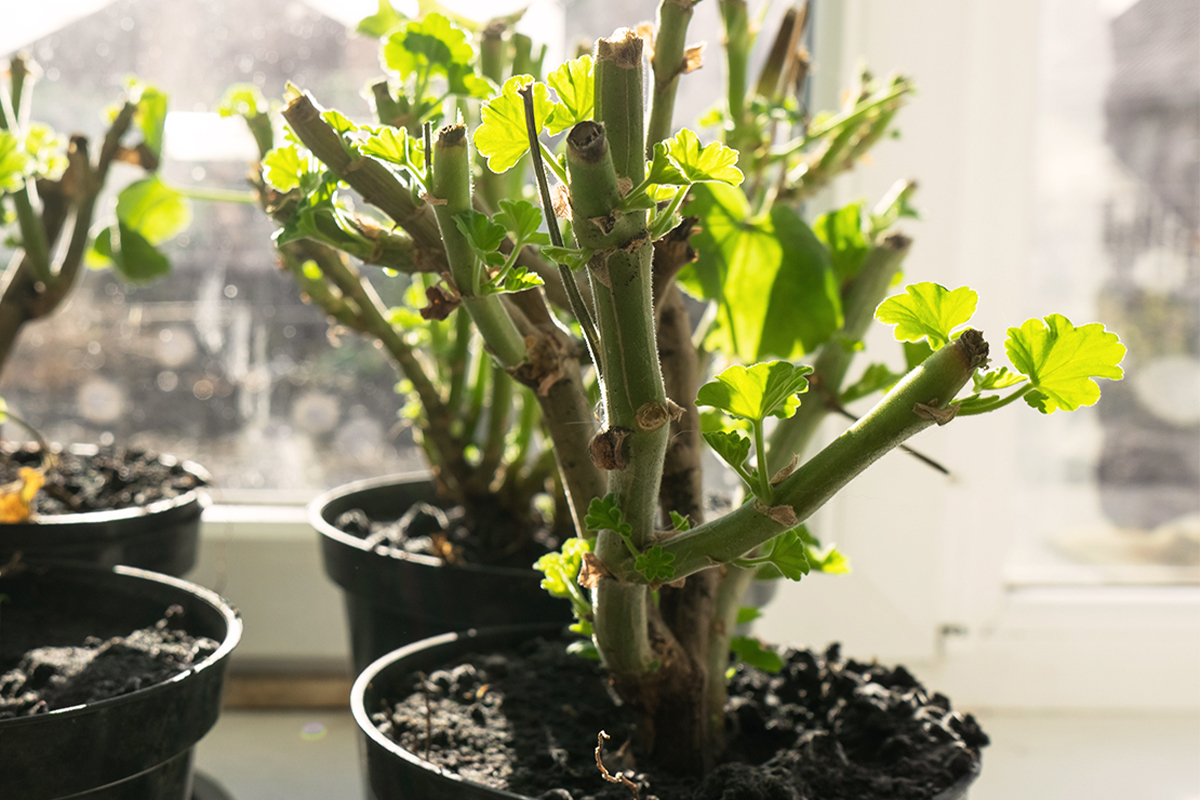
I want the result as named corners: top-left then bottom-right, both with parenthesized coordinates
top-left (0, 606), bottom-right (218, 718)
top-left (0, 444), bottom-right (204, 516)
top-left (373, 638), bottom-right (988, 800)
top-left (336, 496), bottom-right (556, 569)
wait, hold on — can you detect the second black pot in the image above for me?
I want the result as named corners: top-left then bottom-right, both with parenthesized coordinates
top-left (0, 562), bottom-right (241, 800)
top-left (310, 474), bottom-right (571, 673)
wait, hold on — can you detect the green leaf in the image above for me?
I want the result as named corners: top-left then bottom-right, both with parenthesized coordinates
top-left (97, 222), bottom-right (171, 283)
top-left (454, 209), bottom-right (507, 259)
top-left (702, 429), bottom-right (752, 472)
top-left (532, 536), bottom-right (592, 597)
top-left (669, 511), bottom-right (692, 532)
top-left (903, 340), bottom-right (934, 370)
top-left (682, 183), bottom-right (842, 361)
top-left (876, 282), bottom-right (978, 350)
top-left (972, 366), bottom-right (1027, 393)
top-left (814, 202), bottom-right (868, 283)
top-left (263, 144), bottom-right (319, 193)
top-left (131, 82), bottom-right (168, 161)
top-left (839, 362), bottom-right (905, 405)
top-left (0, 130), bottom-right (32, 192)
top-left (217, 84), bottom-right (268, 118)
top-left (697, 361), bottom-right (812, 422)
top-left (657, 129), bottom-right (743, 186)
top-left (484, 264), bottom-right (545, 295)
top-left (496, 198), bottom-right (550, 245)
top-left (474, 76), bottom-right (553, 174)
top-left (359, 127), bottom-right (408, 165)
top-left (729, 636), bottom-right (784, 673)
top-left (736, 606), bottom-right (763, 626)
top-left (566, 638), bottom-right (600, 660)
top-left (23, 123), bottom-right (67, 179)
top-left (382, 13), bottom-right (490, 98)
top-left (807, 545), bottom-right (849, 574)
top-left (415, 0), bottom-right (523, 33)
top-left (1005, 314), bottom-right (1125, 414)
top-left (357, 0), bottom-right (405, 38)
top-left (546, 55), bottom-right (594, 134)
top-left (765, 529), bottom-right (811, 581)
top-left (116, 176), bottom-right (191, 244)
top-left (635, 545), bottom-right (676, 582)
top-left (583, 494), bottom-right (631, 537)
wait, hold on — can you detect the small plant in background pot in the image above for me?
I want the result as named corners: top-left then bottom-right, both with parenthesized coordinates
top-left (254, 1), bottom-right (1125, 797)
top-left (0, 53), bottom-right (218, 576)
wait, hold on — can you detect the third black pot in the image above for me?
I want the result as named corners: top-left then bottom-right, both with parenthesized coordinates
top-left (352, 625), bottom-right (984, 800)
top-left (310, 474), bottom-right (571, 673)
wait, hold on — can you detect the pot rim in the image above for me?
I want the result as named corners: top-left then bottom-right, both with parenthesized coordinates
top-left (0, 563), bottom-right (242, 728)
top-left (309, 473), bottom-right (544, 578)
top-left (353, 624), bottom-right (984, 800)
top-left (1, 445), bottom-right (210, 528)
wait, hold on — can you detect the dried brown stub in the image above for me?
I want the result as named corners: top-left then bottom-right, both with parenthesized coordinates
top-left (588, 427), bottom-right (632, 470)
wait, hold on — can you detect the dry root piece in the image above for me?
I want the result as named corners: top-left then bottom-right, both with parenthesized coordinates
top-left (595, 731), bottom-right (640, 800)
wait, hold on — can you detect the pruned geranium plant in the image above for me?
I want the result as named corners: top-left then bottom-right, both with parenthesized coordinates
top-left (252, 0), bottom-right (1124, 779)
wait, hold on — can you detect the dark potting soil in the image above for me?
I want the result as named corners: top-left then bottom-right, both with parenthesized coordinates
top-left (335, 498), bottom-right (556, 569)
top-left (0, 605), bottom-right (218, 719)
top-left (0, 444), bottom-right (203, 516)
top-left (373, 638), bottom-right (989, 800)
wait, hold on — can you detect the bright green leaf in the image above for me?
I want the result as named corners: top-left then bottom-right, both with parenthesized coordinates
top-left (23, 124), bottom-right (67, 179)
top-left (669, 511), bottom-right (691, 532)
top-left (131, 82), bottom-right (167, 161)
top-left (566, 638), bottom-right (600, 660)
top-left (217, 84), bottom-right (268, 118)
top-left (807, 545), bottom-right (849, 574)
top-left (0, 130), bottom-right (32, 192)
top-left (357, 0), bottom-right (405, 38)
top-left (532, 536), bottom-right (592, 597)
top-left (682, 184), bottom-right (842, 361)
top-left (646, 141), bottom-right (689, 186)
top-left (321, 109), bottom-right (361, 137)
top-left (814, 202), bottom-right (868, 283)
top-left (546, 55), bottom-right (594, 134)
top-left (382, 13), bottom-right (490, 98)
top-left (454, 209), bottom-right (507, 264)
top-left (903, 340), bottom-right (934, 370)
top-left (262, 144), bottom-right (319, 193)
top-left (876, 282), bottom-right (978, 350)
top-left (484, 264), bottom-right (545, 295)
top-left (729, 636), bottom-right (784, 673)
top-left (116, 176), bottom-right (191, 245)
top-left (635, 545), bottom-right (676, 583)
top-left (474, 76), bottom-right (553, 173)
top-left (972, 366), bottom-right (1027, 393)
top-left (662, 129), bottom-right (743, 185)
top-left (697, 361), bottom-right (812, 422)
top-left (1005, 314), bottom-right (1125, 414)
top-left (702, 429), bottom-right (752, 472)
top-left (359, 127), bottom-right (408, 165)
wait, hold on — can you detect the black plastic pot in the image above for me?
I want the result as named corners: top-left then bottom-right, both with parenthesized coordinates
top-left (0, 563), bottom-right (241, 800)
top-left (0, 449), bottom-right (208, 577)
top-left (353, 625), bottom-right (983, 800)
top-left (310, 474), bottom-right (571, 673)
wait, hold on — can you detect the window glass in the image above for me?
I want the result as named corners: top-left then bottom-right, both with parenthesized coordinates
top-left (1011, 0), bottom-right (1199, 582)
top-left (0, 0), bottom-right (423, 503)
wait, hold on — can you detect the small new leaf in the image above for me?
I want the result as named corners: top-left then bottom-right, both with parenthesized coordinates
top-left (696, 361), bottom-right (812, 422)
top-left (736, 606), bottom-right (763, 626)
top-left (1005, 314), bottom-right (1125, 413)
top-left (532, 537), bottom-right (592, 598)
top-left (454, 209), bottom-right (508, 266)
top-left (484, 264), bottom-right (545, 295)
top-left (702, 430), bottom-right (752, 473)
top-left (730, 636), bottom-right (784, 673)
top-left (115, 176), bottom-right (191, 245)
top-left (635, 545), bottom-right (676, 583)
top-left (474, 77), bottom-right (554, 173)
top-left (583, 494), bottom-right (631, 537)
top-left (382, 13), bottom-right (489, 98)
top-left (839, 362), bottom-right (905, 405)
top-left (876, 283), bottom-right (978, 350)
top-left (359, 127), bottom-right (409, 166)
top-left (972, 366), bottom-right (1027, 393)
top-left (357, 0), bottom-right (404, 37)
top-left (0, 130), bottom-right (32, 192)
top-left (546, 55), bottom-right (594, 134)
top-left (497, 199), bottom-right (550, 246)
top-left (669, 511), bottom-right (692, 532)
top-left (765, 529), bottom-right (811, 581)
top-left (263, 144), bottom-right (318, 193)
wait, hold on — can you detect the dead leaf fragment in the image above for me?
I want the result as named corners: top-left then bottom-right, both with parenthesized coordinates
top-left (755, 500), bottom-right (797, 528)
top-left (551, 182), bottom-right (572, 219)
top-left (577, 552), bottom-right (612, 588)
top-left (419, 284), bottom-right (462, 321)
top-left (682, 43), bottom-right (706, 73)
top-left (913, 400), bottom-right (959, 426)
top-left (0, 467), bottom-right (44, 523)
